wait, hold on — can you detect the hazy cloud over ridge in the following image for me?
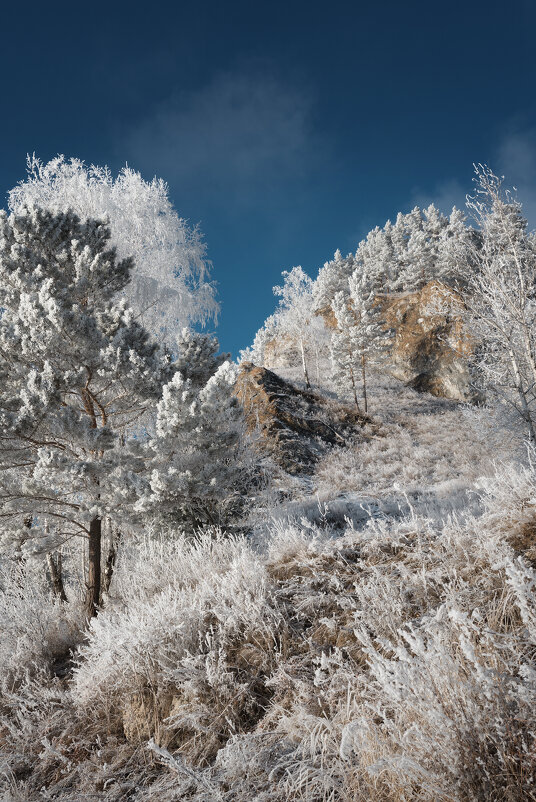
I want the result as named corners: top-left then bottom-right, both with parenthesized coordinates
top-left (125, 69), bottom-right (321, 209)
top-left (411, 177), bottom-right (468, 216)
top-left (407, 128), bottom-right (536, 229)
top-left (496, 128), bottom-right (536, 228)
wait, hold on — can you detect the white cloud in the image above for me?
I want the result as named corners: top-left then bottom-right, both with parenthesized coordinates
top-left (124, 69), bottom-right (319, 208)
top-left (410, 177), bottom-right (469, 216)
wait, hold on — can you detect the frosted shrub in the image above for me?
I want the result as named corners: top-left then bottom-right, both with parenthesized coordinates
top-left (74, 532), bottom-right (283, 764)
top-left (0, 564), bottom-right (81, 690)
top-left (314, 401), bottom-right (522, 524)
top-left (0, 565), bottom-right (83, 796)
top-left (355, 599), bottom-right (536, 801)
top-left (256, 483), bottom-right (536, 802)
top-left (5, 461), bottom-right (536, 800)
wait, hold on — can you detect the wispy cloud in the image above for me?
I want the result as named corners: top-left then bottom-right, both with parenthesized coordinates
top-left (406, 127), bottom-right (536, 229)
top-left (124, 68), bottom-right (322, 211)
top-left (410, 177), bottom-right (469, 216)
top-left (495, 127), bottom-right (536, 228)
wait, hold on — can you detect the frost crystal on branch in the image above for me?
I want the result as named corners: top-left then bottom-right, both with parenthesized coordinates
top-left (8, 155), bottom-right (218, 347)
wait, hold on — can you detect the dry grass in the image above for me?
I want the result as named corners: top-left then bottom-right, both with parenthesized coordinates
top-left (1, 368), bottom-right (535, 801)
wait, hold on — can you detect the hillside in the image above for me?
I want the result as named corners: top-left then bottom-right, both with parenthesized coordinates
top-left (3, 163), bottom-right (536, 802)
top-left (2, 357), bottom-right (535, 802)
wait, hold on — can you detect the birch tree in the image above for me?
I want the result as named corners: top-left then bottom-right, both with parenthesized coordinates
top-left (8, 155), bottom-right (218, 348)
top-left (465, 165), bottom-right (536, 442)
top-left (273, 266), bottom-right (316, 387)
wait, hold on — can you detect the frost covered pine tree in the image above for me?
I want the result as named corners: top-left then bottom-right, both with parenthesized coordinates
top-left (330, 292), bottom-right (365, 412)
top-left (137, 361), bottom-right (251, 528)
top-left (465, 165), bottom-right (536, 442)
top-left (8, 155), bottom-right (218, 348)
top-left (174, 328), bottom-right (229, 388)
top-left (238, 314), bottom-right (279, 367)
top-left (436, 206), bottom-right (474, 287)
top-left (313, 249), bottom-right (359, 314)
top-left (398, 205), bottom-right (449, 291)
top-left (354, 226), bottom-right (395, 295)
top-left (0, 205), bottom-right (168, 617)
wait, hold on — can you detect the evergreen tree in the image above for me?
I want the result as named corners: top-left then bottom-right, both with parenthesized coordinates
top-left (313, 250), bottom-right (359, 312)
top-left (330, 292), bottom-right (364, 412)
top-left (435, 207), bottom-right (476, 287)
top-left (330, 271), bottom-right (391, 413)
top-left (137, 361), bottom-right (251, 528)
top-left (0, 206), bottom-right (169, 616)
top-left (273, 266), bottom-right (316, 387)
top-left (174, 328), bottom-right (229, 388)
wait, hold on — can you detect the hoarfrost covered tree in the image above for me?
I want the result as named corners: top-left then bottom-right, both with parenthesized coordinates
top-left (273, 266), bottom-right (316, 387)
top-left (313, 249), bottom-right (359, 313)
top-left (0, 206), bottom-right (169, 617)
top-left (238, 314), bottom-right (278, 366)
top-left (330, 270), bottom-right (391, 413)
top-left (315, 205), bottom-right (468, 317)
top-left (136, 361), bottom-right (252, 528)
top-left (363, 221), bottom-right (398, 292)
top-left (173, 328), bottom-right (229, 388)
top-left (436, 206), bottom-right (476, 287)
top-left (396, 205), bottom-right (450, 291)
top-left (330, 293), bottom-right (364, 412)
top-left (8, 155), bottom-right (218, 348)
top-left (465, 165), bottom-right (536, 443)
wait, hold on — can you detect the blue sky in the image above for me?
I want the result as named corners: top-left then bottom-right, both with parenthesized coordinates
top-left (1, 0), bottom-right (536, 355)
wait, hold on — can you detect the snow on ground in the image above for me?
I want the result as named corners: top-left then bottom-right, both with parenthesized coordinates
top-left (2, 363), bottom-right (534, 802)
top-left (266, 362), bottom-right (525, 532)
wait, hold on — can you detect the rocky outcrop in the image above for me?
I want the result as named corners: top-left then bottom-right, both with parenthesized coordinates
top-left (236, 364), bottom-right (369, 474)
top-left (317, 282), bottom-right (477, 402)
top-left (381, 282), bottom-right (477, 402)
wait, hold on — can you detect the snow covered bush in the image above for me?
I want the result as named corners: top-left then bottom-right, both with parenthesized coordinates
top-left (254, 475), bottom-right (536, 802)
top-left (0, 563), bottom-right (81, 690)
top-left (74, 532), bottom-right (284, 763)
top-left (3, 455), bottom-right (536, 800)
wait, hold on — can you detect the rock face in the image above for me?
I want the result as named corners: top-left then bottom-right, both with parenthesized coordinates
top-left (381, 282), bottom-right (477, 402)
top-left (316, 282), bottom-right (476, 402)
top-left (236, 364), bottom-right (368, 474)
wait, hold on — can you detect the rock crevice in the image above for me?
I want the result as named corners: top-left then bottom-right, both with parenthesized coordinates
top-left (236, 364), bottom-right (369, 474)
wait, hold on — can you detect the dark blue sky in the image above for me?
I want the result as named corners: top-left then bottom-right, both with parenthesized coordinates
top-left (1, 0), bottom-right (536, 356)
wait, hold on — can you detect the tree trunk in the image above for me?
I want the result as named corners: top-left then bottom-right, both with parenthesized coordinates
top-left (86, 516), bottom-right (102, 618)
top-left (102, 527), bottom-right (119, 596)
top-left (361, 353), bottom-right (368, 414)
top-left (299, 339), bottom-right (311, 388)
top-left (349, 365), bottom-right (361, 413)
top-left (47, 552), bottom-right (68, 602)
top-left (81, 385), bottom-right (103, 618)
